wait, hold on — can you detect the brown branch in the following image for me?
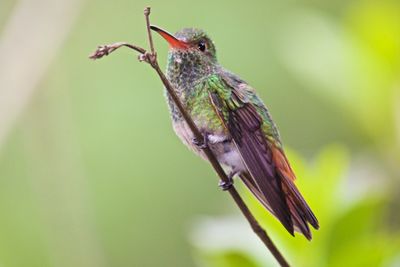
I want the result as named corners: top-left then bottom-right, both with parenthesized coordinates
top-left (144, 7), bottom-right (155, 55)
top-left (89, 42), bottom-right (145, 60)
top-left (89, 7), bottom-right (290, 267)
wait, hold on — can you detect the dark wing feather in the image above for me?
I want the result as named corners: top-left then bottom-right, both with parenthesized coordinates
top-left (228, 96), bottom-right (295, 234)
top-left (209, 88), bottom-right (295, 235)
top-left (208, 72), bottom-right (318, 238)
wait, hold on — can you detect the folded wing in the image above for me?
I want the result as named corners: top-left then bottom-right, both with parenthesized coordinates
top-left (206, 73), bottom-right (319, 239)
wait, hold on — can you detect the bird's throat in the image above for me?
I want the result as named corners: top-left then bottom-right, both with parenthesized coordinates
top-left (166, 50), bottom-right (217, 92)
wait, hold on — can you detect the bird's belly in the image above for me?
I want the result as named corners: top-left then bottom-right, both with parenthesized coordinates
top-left (172, 120), bottom-right (246, 173)
top-left (218, 148), bottom-right (246, 173)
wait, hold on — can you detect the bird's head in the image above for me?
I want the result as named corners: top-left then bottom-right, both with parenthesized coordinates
top-left (151, 26), bottom-right (217, 66)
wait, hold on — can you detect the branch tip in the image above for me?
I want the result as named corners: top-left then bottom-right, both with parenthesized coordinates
top-left (88, 42), bottom-right (147, 61)
top-left (144, 6), bottom-right (151, 16)
top-left (144, 6), bottom-right (155, 55)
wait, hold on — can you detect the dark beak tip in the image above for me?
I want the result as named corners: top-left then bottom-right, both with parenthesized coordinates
top-left (150, 25), bottom-right (159, 31)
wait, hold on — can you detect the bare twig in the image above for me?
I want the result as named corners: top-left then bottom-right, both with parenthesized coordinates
top-left (144, 7), bottom-right (155, 55)
top-left (89, 7), bottom-right (290, 267)
top-left (89, 42), bottom-right (145, 60)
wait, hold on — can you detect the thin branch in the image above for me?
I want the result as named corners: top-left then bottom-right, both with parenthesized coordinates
top-left (144, 7), bottom-right (155, 55)
top-left (89, 7), bottom-right (290, 267)
top-left (89, 42), bottom-right (145, 60)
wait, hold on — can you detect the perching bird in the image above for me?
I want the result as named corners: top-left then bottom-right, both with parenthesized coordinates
top-left (150, 26), bottom-right (319, 239)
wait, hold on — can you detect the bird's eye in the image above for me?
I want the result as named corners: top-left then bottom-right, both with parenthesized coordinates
top-left (198, 41), bottom-right (206, 52)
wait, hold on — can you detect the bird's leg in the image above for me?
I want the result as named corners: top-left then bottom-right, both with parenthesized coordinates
top-left (192, 134), bottom-right (208, 149)
top-left (219, 170), bottom-right (240, 191)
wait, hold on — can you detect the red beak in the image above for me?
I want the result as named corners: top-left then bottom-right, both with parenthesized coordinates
top-left (150, 25), bottom-right (189, 49)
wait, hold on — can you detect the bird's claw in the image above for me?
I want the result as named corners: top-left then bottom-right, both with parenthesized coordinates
top-left (218, 170), bottom-right (241, 191)
top-left (192, 135), bottom-right (208, 149)
top-left (219, 178), bottom-right (233, 191)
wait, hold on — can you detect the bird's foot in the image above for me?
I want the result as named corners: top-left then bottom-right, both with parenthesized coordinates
top-left (219, 170), bottom-right (240, 191)
top-left (218, 178), bottom-right (233, 191)
top-left (192, 135), bottom-right (208, 149)
top-left (218, 170), bottom-right (242, 191)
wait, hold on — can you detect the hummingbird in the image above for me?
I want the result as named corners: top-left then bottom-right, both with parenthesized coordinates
top-left (150, 26), bottom-right (319, 239)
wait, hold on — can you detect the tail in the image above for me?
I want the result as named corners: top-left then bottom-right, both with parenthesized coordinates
top-left (240, 172), bottom-right (319, 240)
top-left (280, 176), bottom-right (319, 240)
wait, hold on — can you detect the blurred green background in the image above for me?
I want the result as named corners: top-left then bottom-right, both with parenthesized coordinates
top-left (0, 0), bottom-right (399, 266)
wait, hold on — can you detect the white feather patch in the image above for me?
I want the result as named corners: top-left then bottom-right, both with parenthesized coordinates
top-left (207, 134), bottom-right (226, 144)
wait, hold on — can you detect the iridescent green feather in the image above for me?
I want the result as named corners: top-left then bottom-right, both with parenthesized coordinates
top-left (184, 76), bottom-right (225, 132)
top-left (188, 73), bottom-right (283, 148)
